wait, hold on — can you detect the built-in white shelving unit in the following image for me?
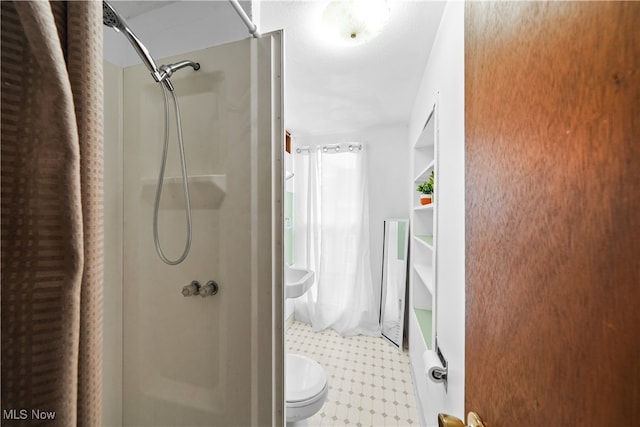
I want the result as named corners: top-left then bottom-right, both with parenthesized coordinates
top-left (409, 101), bottom-right (439, 424)
top-left (410, 105), bottom-right (437, 352)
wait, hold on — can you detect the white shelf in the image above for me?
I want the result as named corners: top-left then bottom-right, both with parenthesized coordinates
top-left (414, 203), bottom-right (434, 212)
top-left (141, 174), bottom-right (227, 209)
top-left (414, 235), bottom-right (433, 251)
top-left (413, 160), bottom-right (435, 183)
top-left (414, 264), bottom-right (434, 295)
top-left (414, 117), bottom-right (436, 148)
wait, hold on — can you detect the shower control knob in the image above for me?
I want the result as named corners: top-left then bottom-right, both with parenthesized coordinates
top-left (182, 281), bottom-right (200, 297)
top-left (199, 280), bottom-right (219, 298)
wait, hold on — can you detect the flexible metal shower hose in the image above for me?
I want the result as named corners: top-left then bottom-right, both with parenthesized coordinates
top-left (153, 82), bottom-right (192, 265)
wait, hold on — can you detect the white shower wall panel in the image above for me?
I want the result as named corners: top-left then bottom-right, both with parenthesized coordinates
top-left (122, 35), bottom-right (283, 426)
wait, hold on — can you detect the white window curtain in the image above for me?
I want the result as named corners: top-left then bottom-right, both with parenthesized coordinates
top-left (293, 145), bottom-right (380, 337)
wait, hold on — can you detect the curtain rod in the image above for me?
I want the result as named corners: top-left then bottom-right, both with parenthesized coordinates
top-left (228, 0), bottom-right (261, 38)
top-left (295, 144), bottom-right (363, 154)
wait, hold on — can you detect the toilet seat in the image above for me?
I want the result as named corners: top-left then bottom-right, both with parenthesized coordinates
top-left (286, 353), bottom-right (329, 422)
top-left (286, 354), bottom-right (328, 403)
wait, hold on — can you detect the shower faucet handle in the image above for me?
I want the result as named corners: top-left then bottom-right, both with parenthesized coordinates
top-left (182, 281), bottom-right (200, 297)
top-left (199, 280), bottom-right (219, 298)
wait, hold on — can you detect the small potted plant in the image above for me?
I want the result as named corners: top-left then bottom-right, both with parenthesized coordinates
top-left (417, 171), bottom-right (434, 205)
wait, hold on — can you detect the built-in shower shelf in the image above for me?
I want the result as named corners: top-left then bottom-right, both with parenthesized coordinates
top-left (141, 174), bottom-right (227, 209)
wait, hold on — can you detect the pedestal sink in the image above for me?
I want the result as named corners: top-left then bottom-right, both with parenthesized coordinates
top-left (285, 266), bottom-right (314, 299)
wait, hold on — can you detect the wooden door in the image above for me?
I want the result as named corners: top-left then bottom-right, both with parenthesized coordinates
top-left (465, 2), bottom-right (639, 426)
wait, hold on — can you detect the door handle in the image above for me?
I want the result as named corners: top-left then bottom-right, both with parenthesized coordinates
top-left (438, 412), bottom-right (485, 427)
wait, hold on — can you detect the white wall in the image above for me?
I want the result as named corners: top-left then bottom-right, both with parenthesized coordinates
top-left (291, 125), bottom-right (410, 316)
top-left (408, 2), bottom-right (465, 423)
top-left (365, 126), bottom-right (411, 301)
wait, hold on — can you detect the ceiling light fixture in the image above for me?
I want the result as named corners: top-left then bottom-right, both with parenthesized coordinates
top-left (320, 0), bottom-right (391, 46)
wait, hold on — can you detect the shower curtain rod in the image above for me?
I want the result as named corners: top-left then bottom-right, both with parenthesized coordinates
top-left (228, 0), bottom-right (261, 38)
top-left (295, 144), bottom-right (363, 153)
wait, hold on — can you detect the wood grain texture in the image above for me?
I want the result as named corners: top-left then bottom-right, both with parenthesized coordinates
top-left (465, 2), bottom-right (640, 426)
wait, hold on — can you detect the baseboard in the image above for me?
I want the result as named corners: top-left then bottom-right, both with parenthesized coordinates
top-left (285, 312), bottom-right (294, 331)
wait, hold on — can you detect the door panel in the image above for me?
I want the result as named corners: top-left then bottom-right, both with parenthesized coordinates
top-left (465, 2), bottom-right (639, 426)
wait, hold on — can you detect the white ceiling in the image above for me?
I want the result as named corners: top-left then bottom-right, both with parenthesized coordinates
top-left (106, 0), bottom-right (446, 137)
top-left (109, 1), bottom-right (175, 19)
top-left (260, 1), bottom-right (445, 136)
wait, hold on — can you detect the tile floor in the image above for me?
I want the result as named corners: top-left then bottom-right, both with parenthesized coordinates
top-left (286, 320), bottom-right (420, 426)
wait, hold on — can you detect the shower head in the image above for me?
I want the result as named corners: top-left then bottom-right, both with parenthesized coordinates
top-left (102, 1), bottom-right (123, 30)
top-left (102, 1), bottom-right (200, 91)
top-left (102, 1), bottom-right (161, 80)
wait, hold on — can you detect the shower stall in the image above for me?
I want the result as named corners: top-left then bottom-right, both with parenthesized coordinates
top-left (103, 19), bottom-right (284, 427)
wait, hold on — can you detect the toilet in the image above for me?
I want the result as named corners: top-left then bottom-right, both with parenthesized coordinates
top-left (284, 266), bottom-right (328, 423)
top-left (286, 353), bottom-right (329, 424)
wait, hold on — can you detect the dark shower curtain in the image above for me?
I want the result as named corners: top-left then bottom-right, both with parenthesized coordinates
top-left (1, 1), bottom-right (104, 425)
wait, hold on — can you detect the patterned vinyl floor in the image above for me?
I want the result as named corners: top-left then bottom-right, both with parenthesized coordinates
top-left (286, 320), bottom-right (420, 426)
